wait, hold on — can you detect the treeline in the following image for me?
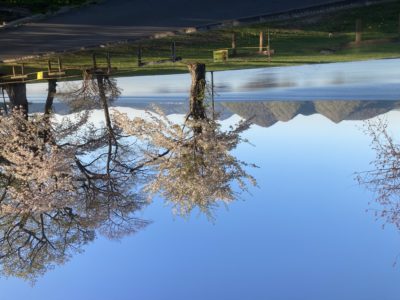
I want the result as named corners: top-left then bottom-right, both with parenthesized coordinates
top-left (0, 0), bottom-right (87, 13)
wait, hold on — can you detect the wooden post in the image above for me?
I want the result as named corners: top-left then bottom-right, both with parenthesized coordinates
top-left (355, 19), bottom-right (362, 44)
top-left (231, 32), bottom-right (237, 56)
top-left (48, 60), bottom-right (52, 73)
top-left (21, 63), bottom-right (24, 75)
top-left (106, 52), bottom-right (112, 73)
top-left (171, 41), bottom-right (176, 62)
top-left (12, 66), bottom-right (16, 77)
top-left (137, 45), bottom-right (142, 67)
top-left (58, 57), bottom-right (62, 72)
top-left (259, 31), bottom-right (264, 53)
top-left (92, 53), bottom-right (97, 69)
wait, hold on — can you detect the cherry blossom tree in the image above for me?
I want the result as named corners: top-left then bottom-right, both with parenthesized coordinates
top-left (114, 63), bottom-right (257, 217)
top-left (0, 76), bottom-right (148, 281)
top-left (0, 63), bottom-right (256, 280)
top-left (357, 117), bottom-right (400, 229)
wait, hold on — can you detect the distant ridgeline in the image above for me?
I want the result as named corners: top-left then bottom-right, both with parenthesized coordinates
top-left (222, 101), bottom-right (400, 127)
top-left (27, 100), bottom-right (400, 128)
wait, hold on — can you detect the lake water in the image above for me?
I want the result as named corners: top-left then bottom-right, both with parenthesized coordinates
top-left (2, 59), bottom-right (400, 299)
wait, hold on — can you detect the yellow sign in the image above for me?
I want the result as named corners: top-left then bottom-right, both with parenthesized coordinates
top-left (213, 50), bottom-right (228, 62)
top-left (37, 71), bottom-right (44, 80)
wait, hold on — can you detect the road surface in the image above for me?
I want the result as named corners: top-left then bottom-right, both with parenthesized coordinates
top-left (0, 0), bottom-right (337, 60)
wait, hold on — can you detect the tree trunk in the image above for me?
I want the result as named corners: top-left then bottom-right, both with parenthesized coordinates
top-left (188, 63), bottom-right (206, 120)
top-left (259, 31), bottom-right (264, 53)
top-left (96, 75), bottom-right (114, 133)
top-left (44, 80), bottom-right (57, 115)
top-left (96, 75), bottom-right (115, 174)
top-left (42, 80), bottom-right (57, 143)
top-left (5, 83), bottom-right (28, 114)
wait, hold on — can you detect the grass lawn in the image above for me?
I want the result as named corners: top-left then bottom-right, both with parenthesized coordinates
top-left (1, 0), bottom-right (399, 79)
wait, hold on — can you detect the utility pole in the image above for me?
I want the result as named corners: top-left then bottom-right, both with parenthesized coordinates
top-left (267, 28), bottom-right (271, 62)
top-left (355, 19), bottom-right (362, 44)
top-left (137, 45), bottom-right (142, 67)
top-left (211, 71), bottom-right (215, 120)
top-left (232, 32), bottom-right (237, 56)
top-left (171, 41), bottom-right (176, 62)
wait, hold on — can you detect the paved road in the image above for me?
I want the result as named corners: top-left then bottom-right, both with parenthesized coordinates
top-left (0, 0), bottom-right (336, 60)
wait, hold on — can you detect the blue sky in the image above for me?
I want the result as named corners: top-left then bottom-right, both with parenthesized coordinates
top-left (2, 109), bottom-right (400, 300)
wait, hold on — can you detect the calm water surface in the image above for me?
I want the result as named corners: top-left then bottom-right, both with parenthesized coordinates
top-left (3, 60), bottom-right (400, 299)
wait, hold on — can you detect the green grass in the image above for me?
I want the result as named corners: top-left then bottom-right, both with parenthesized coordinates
top-left (2, 0), bottom-right (400, 79)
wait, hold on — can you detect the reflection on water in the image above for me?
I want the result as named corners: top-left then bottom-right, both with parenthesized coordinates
top-left (223, 100), bottom-right (400, 127)
top-left (357, 118), bottom-right (400, 233)
top-left (0, 64), bottom-right (255, 281)
top-left (2, 62), bottom-right (400, 298)
top-left (0, 81), bottom-right (148, 281)
top-left (24, 59), bottom-right (400, 102)
top-left (28, 100), bottom-right (400, 126)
